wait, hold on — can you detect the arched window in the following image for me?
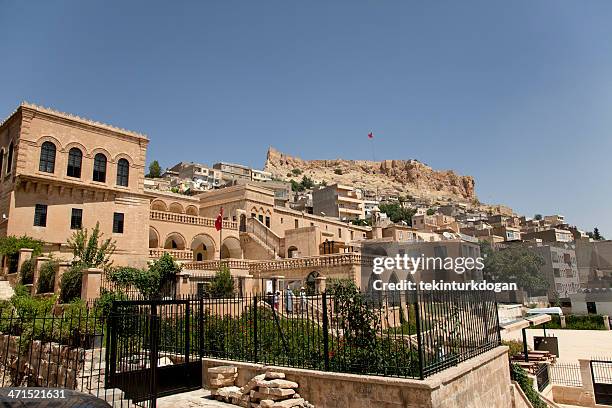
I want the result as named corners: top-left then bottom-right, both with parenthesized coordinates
top-left (0, 149), bottom-right (4, 178)
top-left (6, 143), bottom-right (13, 174)
top-left (116, 158), bottom-right (129, 187)
top-left (66, 148), bottom-right (82, 178)
top-left (93, 153), bottom-right (107, 182)
top-left (39, 142), bottom-right (56, 173)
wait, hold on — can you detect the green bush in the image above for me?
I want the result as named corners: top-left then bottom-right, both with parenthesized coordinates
top-left (547, 314), bottom-right (605, 330)
top-left (19, 259), bottom-right (35, 284)
top-left (37, 260), bottom-right (57, 293)
top-left (502, 340), bottom-right (528, 358)
top-left (59, 265), bottom-right (83, 303)
top-left (510, 363), bottom-right (547, 408)
top-left (208, 266), bottom-right (235, 298)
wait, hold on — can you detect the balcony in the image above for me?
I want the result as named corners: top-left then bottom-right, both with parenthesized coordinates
top-left (150, 210), bottom-right (238, 230)
top-left (149, 248), bottom-right (193, 261)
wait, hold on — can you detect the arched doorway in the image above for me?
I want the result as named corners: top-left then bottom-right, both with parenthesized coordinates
top-left (149, 227), bottom-right (160, 248)
top-left (305, 271), bottom-right (320, 295)
top-left (220, 236), bottom-right (242, 259)
top-left (287, 246), bottom-right (298, 258)
top-left (164, 232), bottom-right (186, 250)
top-left (191, 234), bottom-right (216, 261)
top-left (366, 272), bottom-right (383, 305)
top-left (389, 272), bottom-right (400, 306)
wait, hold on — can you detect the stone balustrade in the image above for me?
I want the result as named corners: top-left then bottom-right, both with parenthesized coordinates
top-left (149, 248), bottom-right (194, 260)
top-left (183, 259), bottom-right (253, 271)
top-left (150, 210), bottom-right (238, 230)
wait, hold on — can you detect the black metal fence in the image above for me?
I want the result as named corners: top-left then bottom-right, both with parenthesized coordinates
top-left (196, 289), bottom-right (500, 379)
top-left (0, 302), bottom-right (145, 408)
top-left (535, 363), bottom-right (550, 392)
top-left (550, 362), bottom-right (582, 387)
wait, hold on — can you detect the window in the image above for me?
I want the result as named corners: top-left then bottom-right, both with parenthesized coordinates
top-left (295, 219), bottom-right (299, 228)
top-left (67, 148), bottom-right (82, 178)
top-left (338, 228), bottom-right (342, 238)
top-left (6, 143), bottom-right (13, 174)
top-left (258, 214), bottom-right (263, 223)
top-left (113, 212), bottom-right (124, 233)
top-left (34, 204), bottom-right (47, 227)
top-left (251, 213), bottom-right (256, 218)
top-left (93, 153), bottom-right (107, 182)
top-left (0, 149), bottom-right (4, 178)
top-left (39, 141), bottom-right (56, 173)
top-left (70, 208), bottom-right (83, 230)
top-left (265, 216), bottom-right (270, 228)
top-left (116, 158), bottom-right (129, 186)
top-left (280, 217), bottom-right (283, 224)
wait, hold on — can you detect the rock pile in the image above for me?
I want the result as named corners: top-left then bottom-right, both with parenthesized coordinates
top-left (208, 366), bottom-right (314, 408)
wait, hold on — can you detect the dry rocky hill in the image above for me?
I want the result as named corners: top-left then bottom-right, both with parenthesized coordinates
top-left (264, 147), bottom-right (477, 202)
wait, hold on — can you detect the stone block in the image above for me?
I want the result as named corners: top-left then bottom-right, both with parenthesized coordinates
top-left (265, 371), bottom-right (286, 380)
top-left (266, 379), bottom-right (299, 389)
top-left (258, 387), bottom-right (296, 397)
top-left (272, 398), bottom-right (304, 408)
top-left (208, 365), bottom-right (237, 375)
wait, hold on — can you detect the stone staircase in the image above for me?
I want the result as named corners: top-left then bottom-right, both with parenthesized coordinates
top-left (0, 280), bottom-right (14, 300)
top-left (240, 217), bottom-right (282, 260)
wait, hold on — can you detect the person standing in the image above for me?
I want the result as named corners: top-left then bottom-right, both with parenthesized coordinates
top-left (285, 287), bottom-right (294, 314)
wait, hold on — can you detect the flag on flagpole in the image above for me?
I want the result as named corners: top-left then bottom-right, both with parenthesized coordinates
top-left (215, 207), bottom-right (224, 231)
top-left (368, 132), bottom-right (374, 139)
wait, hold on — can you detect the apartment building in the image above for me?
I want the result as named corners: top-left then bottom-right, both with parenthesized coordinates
top-left (411, 212), bottom-right (460, 233)
top-left (529, 243), bottom-right (581, 298)
top-left (312, 184), bottom-right (365, 220)
top-left (167, 161), bottom-right (222, 191)
top-left (522, 228), bottom-right (573, 243)
top-left (213, 162), bottom-right (252, 182)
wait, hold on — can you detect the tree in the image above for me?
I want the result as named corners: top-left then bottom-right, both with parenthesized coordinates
top-left (147, 160), bottom-right (162, 178)
top-left (534, 214), bottom-right (543, 221)
top-left (426, 208), bottom-right (436, 216)
top-left (208, 266), bottom-right (235, 298)
top-left (482, 244), bottom-right (548, 296)
top-left (67, 222), bottom-right (116, 268)
top-left (593, 227), bottom-right (604, 240)
top-left (378, 203), bottom-right (416, 224)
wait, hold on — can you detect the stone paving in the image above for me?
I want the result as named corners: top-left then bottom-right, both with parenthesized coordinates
top-left (157, 389), bottom-right (237, 408)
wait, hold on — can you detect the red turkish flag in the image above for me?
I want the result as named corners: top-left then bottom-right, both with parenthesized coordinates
top-left (215, 207), bottom-right (224, 231)
top-left (368, 132), bottom-right (374, 139)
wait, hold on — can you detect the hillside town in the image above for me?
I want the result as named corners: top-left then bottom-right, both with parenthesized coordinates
top-left (0, 102), bottom-right (611, 408)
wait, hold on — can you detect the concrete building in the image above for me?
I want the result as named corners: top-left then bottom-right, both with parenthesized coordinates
top-left (250, 169), bottom-right (272, 182)
top-left (312, 184), bottom-right (365, 221)
top-left (521, 228), bottom-right (573, 243)
top-left (213, 162), bottom-right (252, 182)
top-left (529, 243), bottom-right (581, 299)
top-left (166, 161), bottom-right (222, 191)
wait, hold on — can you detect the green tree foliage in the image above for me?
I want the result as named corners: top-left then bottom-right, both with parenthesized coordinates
top-left (0, 235), bottom-right (44, 274)
top-left (291, 168), bottom-right (302, 176)
top-left (19, 259), bottom-right (35, 284)
top-left (534, 214), bottom-right (543, 220)
top-left (482, 244), bottom-right (548, 295)
top-left (334, 168), bottom-right (343, 175)
top-left (290, 175), bottom-right (315, 192)
top-left (208, 266), bottom-right (235, 298)
top-left (426, 208), bottom-right (436, 216)
top-left (59, 265), bottom-right (84, 303)
top-left (378, 203), bottom-right (417, 224)
top-left (147, 160), bottom-right (162, 178)
top-left (67, 222), bottom-right (116, 268)
top-left (37, 260), bottom-right (58, 293)
top-left (591, 227), bottom-right (604, 240)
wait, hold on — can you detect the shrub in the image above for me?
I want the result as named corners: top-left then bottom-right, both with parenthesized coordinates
top-left (37, 260), bottom-right (57, 293)
top-left (19, 259), bottom-right (35, 284)
top-left (59, 265), bottom-right (84, 303)
top-left (291, 168), bottom-right (302, 176)
top-left (0, 236), bottom-right (44, 258)
top-left (502, 340), bottom-right (528, 358)
top-left (334, 168), bottom-right (343, 175)
top-left (547, 314), bottom-right (605, 330)
top-left (108, 266), bottom-right (159, 298)
top-left (68, 222), bottom-right (116, 268)
top-left (208, 266), bottom-right (235, 298)
top-left (510, 364), bottom-right (547, 408)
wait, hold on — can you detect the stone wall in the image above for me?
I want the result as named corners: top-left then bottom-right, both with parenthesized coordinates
top-left (203, 346), bottom-right (514, 408)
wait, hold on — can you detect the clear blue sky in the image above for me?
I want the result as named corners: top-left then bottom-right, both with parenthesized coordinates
top-left (2, 1), bottom-right (611, 235)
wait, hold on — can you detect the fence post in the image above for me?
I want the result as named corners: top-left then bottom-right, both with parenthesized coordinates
top-left (253, 295), bottom-right (258, 363)
top-left (199, 296), bottom-right (204, 357)
top-left (322, 292), bottom-right (329, 371)
top-left (413, 290), bottom-right (425, 380)
top-left (106, 302), bottom-right (118, 388)
top-left (494, 294), bottom-right (502, 345)
top-left (150, 303), bottom-right (159, 408)
top-left (185, 301), bottom-right (190, 364)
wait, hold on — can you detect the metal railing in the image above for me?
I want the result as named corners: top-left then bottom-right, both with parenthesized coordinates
top-left (195, 289), bottom-right (500, 379)
top-left (550, 363), bottom-right (582, 387)
top-left (535, 363), bottom-right (550, 392)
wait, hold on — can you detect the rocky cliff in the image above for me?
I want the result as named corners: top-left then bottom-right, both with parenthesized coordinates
top-left (264, 147), bottom-right (476, 201)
